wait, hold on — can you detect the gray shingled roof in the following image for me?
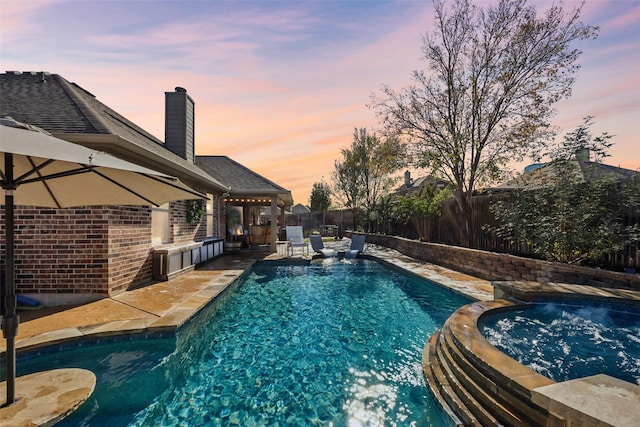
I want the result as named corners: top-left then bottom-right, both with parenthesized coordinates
top-left (196, 156), bottom-right (293, 205)
top-left (493, 159), bottom-right (638, 191)
top-left (0, 71), bottom-right (227, 192)
top-left (393, 174), bottom-right (450, 196)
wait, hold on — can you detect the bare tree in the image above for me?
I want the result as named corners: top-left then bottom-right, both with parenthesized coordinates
top-left (372, 0), bottom-right (597, 246)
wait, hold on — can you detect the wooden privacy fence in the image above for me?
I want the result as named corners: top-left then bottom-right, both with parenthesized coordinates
top-left (287, 194), bottom-right (638, 272)
top-left (285, 210), bottom-right (355, 238)
top-left (388, 193), bottom-right (639, 273)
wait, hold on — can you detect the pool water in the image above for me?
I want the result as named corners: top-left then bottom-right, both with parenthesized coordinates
top-left (480, 302), bottom-right (640, 386)
top-left (16, 260), bottom-right (471, 426)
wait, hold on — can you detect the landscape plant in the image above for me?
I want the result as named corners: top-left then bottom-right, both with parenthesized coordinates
top-left (186, 199), bottom-right (204, 225)
top-left (489, 119), bottom-right (640, 265)
top-left (332, 128), bottom-right (406, 231)
top-left (394, 184), bottom-right (452, 241)
top-left (309, 180), bottom-right (332, 212)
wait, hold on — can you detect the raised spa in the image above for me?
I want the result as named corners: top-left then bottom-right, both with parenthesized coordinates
top-left (479, 300), bottom-right (640, 386)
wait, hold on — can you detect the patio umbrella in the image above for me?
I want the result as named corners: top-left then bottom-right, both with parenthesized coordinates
top-left (0, 121), bottom-right (205, 406)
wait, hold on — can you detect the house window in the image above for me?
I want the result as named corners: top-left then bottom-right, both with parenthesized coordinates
top-left (151, 203), bottom-right (170, 244)
top-left (206, 193), bottom-right (215, 237)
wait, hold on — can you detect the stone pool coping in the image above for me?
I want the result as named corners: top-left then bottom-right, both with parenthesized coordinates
top-left (0, 256), bottom-right (257, 426)
top-left (1, 243), bottom-right (493, 357)
top-left (0, 368), bottom-right (96, 427)
top-left (532, 374), bottom-right (640, 427)
top-left (493, 279), bottom-right (640, 306)
top-left (5, 242), bottom-right (637, 426)
top-left (0, 257), bottom-right (257, 355)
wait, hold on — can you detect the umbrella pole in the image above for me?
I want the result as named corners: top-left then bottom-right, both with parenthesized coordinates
top-left (2, 154), bottom-right (19, 406)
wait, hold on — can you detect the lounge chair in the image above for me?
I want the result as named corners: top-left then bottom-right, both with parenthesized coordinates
top-left (310, 235), bottom-right (336, 257)
top-left (345, 234), bottom-right (366, 258)
top-left (286, 226), bottom-right (308, 256)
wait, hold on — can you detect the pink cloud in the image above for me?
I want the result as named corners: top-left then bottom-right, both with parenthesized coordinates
top-left (2, 0), bottom-right (637, 204)
top-left (0, 0), bottom-right (65, 40)
top-left (594, 3), bottom-right (640, 29)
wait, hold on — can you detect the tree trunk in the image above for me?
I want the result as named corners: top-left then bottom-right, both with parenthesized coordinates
top-left (455, 193), bottom-right (475, 248)
top-left (351, 208), bottom-right (359, 232)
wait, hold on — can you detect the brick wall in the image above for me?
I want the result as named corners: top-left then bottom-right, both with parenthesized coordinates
top-left (206, 195), bottom-right (221, 239)
top-left (107, 206), bottom-right (153, 295)
top-left (1, 207), bottom-right (111, 297)
top-left (364, 234), bottom-right (640, 290)
top-left (1, 201), bottom-right (219, 304)
top-left (170, 200), bottom-right (208, 243)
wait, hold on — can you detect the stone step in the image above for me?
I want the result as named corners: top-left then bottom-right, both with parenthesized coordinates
top-left (435, 332), bottom-right (505, 426)
top-left (444, 303), bottom-right (553, 397)
top-left (423, 300), bottom-right (558, 426)
top-left (424, 332), bottom-right (481, 426)
top-left (423, 334), bottom-right (467, 426)
top-left (439, 324), bottom-right (524, 426)
top-left (443, 307), bottom-right (552, 425)
top-left (441, 326), bottom-right (549, 426)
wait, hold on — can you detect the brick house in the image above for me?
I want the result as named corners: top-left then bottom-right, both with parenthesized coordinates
top-left (0, 71), bottom-right (290, 306)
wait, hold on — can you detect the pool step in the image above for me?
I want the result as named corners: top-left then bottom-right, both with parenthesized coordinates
top-left (427, 330), bottom-right (508, 426)
top-left (438, 327), bottom-right (514, 425)
top-left (445, 321), bottom-right (552, 426)
top-left (423, 300), bottom-right (555, 427)
top-left (425, 332), bottom-right (480, 426)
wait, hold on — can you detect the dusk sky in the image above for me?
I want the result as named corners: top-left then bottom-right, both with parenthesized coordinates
top-left (1, 0), bottom-right (638, 205)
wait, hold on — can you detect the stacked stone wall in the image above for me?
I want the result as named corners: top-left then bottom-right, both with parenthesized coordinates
top-left (364, 234), bottom-right (640, 290)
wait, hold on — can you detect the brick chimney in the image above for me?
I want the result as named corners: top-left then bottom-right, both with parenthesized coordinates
top-left (165, 87), bottom-right (195, 162)
top-left (575, 148), bottom-right (590, 162)
top-left (404, 170), bottom-right (412, 187)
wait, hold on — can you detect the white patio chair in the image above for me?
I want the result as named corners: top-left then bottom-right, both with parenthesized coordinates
top-left (286, 226), bottom-right (308, 256)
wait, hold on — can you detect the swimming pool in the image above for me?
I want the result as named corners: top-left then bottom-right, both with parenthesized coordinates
top-left (480, 301), bottom-right (640, 386)
top-left (15, 259), bottom-right (471, 426)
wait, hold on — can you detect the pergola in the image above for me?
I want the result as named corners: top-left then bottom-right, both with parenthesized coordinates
top-left (195, 156), bottom-right (293, 251)
top-left (224, 193), bottom-right (291, 250)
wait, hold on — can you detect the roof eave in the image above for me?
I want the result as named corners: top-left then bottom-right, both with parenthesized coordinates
top-left (53, 133), bottom-right (229, 193)
top-left (227, 189), bottom-right (293, 206)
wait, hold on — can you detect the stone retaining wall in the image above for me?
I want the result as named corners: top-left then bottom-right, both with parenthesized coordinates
top-left (363, 234), bottom-right (640, 290)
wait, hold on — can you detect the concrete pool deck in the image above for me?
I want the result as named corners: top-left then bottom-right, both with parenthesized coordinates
top-left (0, 240), bottom-right (493, 426)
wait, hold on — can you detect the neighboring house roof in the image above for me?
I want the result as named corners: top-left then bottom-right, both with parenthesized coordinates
top-left (493, 157), bottom-right (638, 191)
top-left (291, 203), bottom-right (310, 214)
top-left (393, 171), bottom-right (450, 196)
top-left (0, 71), bottom-right (227, 193)
top-left (195, 155), bottom-right (293, 206)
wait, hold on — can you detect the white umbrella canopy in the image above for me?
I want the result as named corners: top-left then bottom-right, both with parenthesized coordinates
top-left (0, 120), bottom-right (206, 407)
top-left (1, 124), bottom-right (205, 207)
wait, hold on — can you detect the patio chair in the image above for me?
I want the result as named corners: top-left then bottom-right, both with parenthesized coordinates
top-left (286, 226), bottom-right (308, 256)
top-left (345, 234), bottom-right (366, 259)
top-left (309, 235), bottom-right (336, 258)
